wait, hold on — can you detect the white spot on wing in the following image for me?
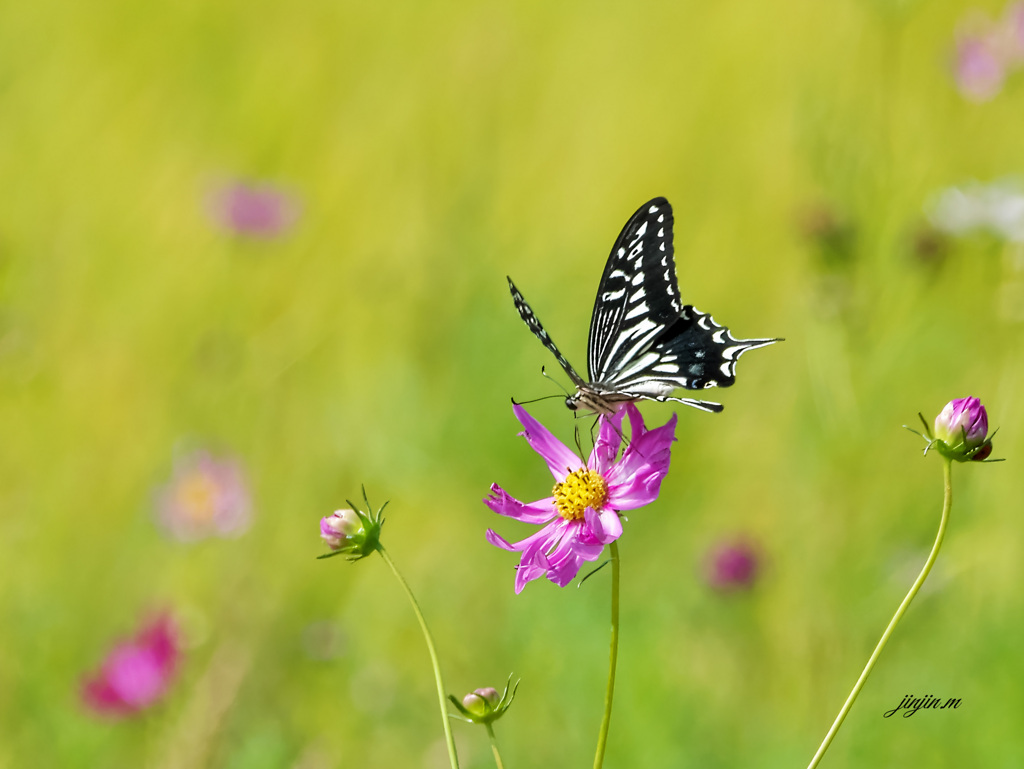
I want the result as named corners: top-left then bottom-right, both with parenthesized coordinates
top-left (625, 301), bottom-right (649, 320)
top-left (652, 363), bottom-right (681, 373)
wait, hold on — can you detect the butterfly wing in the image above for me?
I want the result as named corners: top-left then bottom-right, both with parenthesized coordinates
top-left (608, 307), bottom-right (779, 411)
top-left (587, 198), bottom-right (681, 383)
top-left (587, 198), bottom-right (779, 412)
top-left (507, 276), bottom-right (586, 387)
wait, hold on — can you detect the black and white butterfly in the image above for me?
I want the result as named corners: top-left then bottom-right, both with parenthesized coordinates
top-left (507, 197), bottom-right (778, 415)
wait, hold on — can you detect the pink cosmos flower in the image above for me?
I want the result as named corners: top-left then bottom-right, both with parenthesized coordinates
top-left (156, 450), bottom-right (252, 542)
top-left (485, 403), bottom-right (677, 593)
top-left (81, 613), bottom-right (181, 718)
top-left (207, 180), bottom-right (299, 237)
top-left (954, 34), bottom-right (1006, 101)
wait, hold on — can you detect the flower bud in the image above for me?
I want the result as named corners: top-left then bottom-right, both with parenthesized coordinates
top-left (932, 397), bottom-right (993, 461)
top-left (705, 539), bottom-right (759, 591)
top-left (317, 491), bottom-right (387, 562)
top-left (448, 677), bottom-right (519, 725)
top-left (462, 687), bottom-right (500, 717)
top-left (971, 443), bottom-right (994, 462)
top-left (934, 397), bottom-right (988, 448)
top-left (320, 509), bottom-right (362, 550)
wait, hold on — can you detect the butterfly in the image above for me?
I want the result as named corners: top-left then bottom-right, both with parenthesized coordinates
top-left (507, 197), bottom-right (779, 415)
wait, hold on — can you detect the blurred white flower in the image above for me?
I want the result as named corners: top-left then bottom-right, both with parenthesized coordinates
top-left (926, 179), bottom-right (1024, 243)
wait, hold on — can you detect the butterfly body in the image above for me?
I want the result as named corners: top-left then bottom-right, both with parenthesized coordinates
top-left (508, 197), bottom-right (778, 414)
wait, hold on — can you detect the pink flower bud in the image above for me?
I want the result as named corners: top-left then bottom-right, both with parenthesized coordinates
top-left (933, 397), bottom-right (988, 450)
top-left (705, 539), bottom-right (760, 591)
top-left (461, 687), bottom-right (501, 718)
top-left (320, 509), bottom-right (362, 550)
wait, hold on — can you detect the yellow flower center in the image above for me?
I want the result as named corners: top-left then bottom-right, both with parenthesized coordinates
top-left (175, 472), bottom-right (219, 523)
top-left (552, 468), bottom-right (608, 521)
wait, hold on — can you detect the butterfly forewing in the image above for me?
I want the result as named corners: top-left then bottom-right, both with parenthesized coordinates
top-left (587, 198), bottom-right (681, 383)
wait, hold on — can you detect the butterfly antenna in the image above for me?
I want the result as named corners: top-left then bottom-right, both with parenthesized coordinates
top-left (540, 366), bottom-right (572, 398)
top-left (510, 394), bottom-right (564, 407)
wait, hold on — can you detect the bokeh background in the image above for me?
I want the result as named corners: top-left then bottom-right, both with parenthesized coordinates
top-left (2, 0), bottom-right (1022, 766)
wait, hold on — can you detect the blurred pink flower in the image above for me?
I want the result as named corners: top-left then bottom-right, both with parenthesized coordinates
top-left (954, 35), bottom-right (1006, 101)
top-left (485, 403), bottom-right (676, 593)
top-left (207, 180), bottom-right (299, 237)
top-left (1008, 3), bottom-right (1024, 60)
top-left (704, 538), bottom-right (760, 591)
top-left (156, 450), bottom-right (251, 542)
top-left (951, 3), bottom-right (1024, 100)
top-left (81, 613), bottom-right (181, 718)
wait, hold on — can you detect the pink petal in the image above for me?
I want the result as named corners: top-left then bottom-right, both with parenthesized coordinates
top-left (589, 407), bottom-right (626, 473)
top-left (483, 485), bottom-right (558, 524)
top-left (514, 552), bottom-right (551, 593)
top-left (486, 518), bottom-right (561, 553)
top-left (485, 528), bottom-right (520, 551)
top-left (585, 506), bottom-right (623, 544)
top-left (609, 415), bottom-right (676, 477)
top-left (512, 404), bottom-right (582, 481)
top-left (541, 539), bottom-right (586, 586)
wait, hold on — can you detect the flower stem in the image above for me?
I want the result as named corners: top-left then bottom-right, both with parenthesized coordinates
top-left (806, 458), bottom-right (953, 769)
top-left (593, 540), bottom-right (621, 769)
top-left (375, 544), bottom-right (460, 769)
top-left (485, 723), bottom-right (507, 769)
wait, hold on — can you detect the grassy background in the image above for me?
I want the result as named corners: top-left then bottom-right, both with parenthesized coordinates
top-left (1, 0), bottom-right (1022, 766)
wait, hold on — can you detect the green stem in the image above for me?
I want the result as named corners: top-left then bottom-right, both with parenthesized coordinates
top-left (806, 458), bottom-right (953, 769)
top-left (376, 545), bottom-right (460, 769)
top-left (485, 723), bottom-right (506, 769)
top-left (593, 540), bottom-right (621, 769)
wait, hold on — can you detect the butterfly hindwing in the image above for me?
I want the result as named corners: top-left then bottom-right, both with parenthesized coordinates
top-left (608, 306), bottom-right (777, 404)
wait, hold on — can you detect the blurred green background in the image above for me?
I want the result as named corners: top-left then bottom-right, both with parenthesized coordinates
top-left (1, 0), bottom-right (1022, 766)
